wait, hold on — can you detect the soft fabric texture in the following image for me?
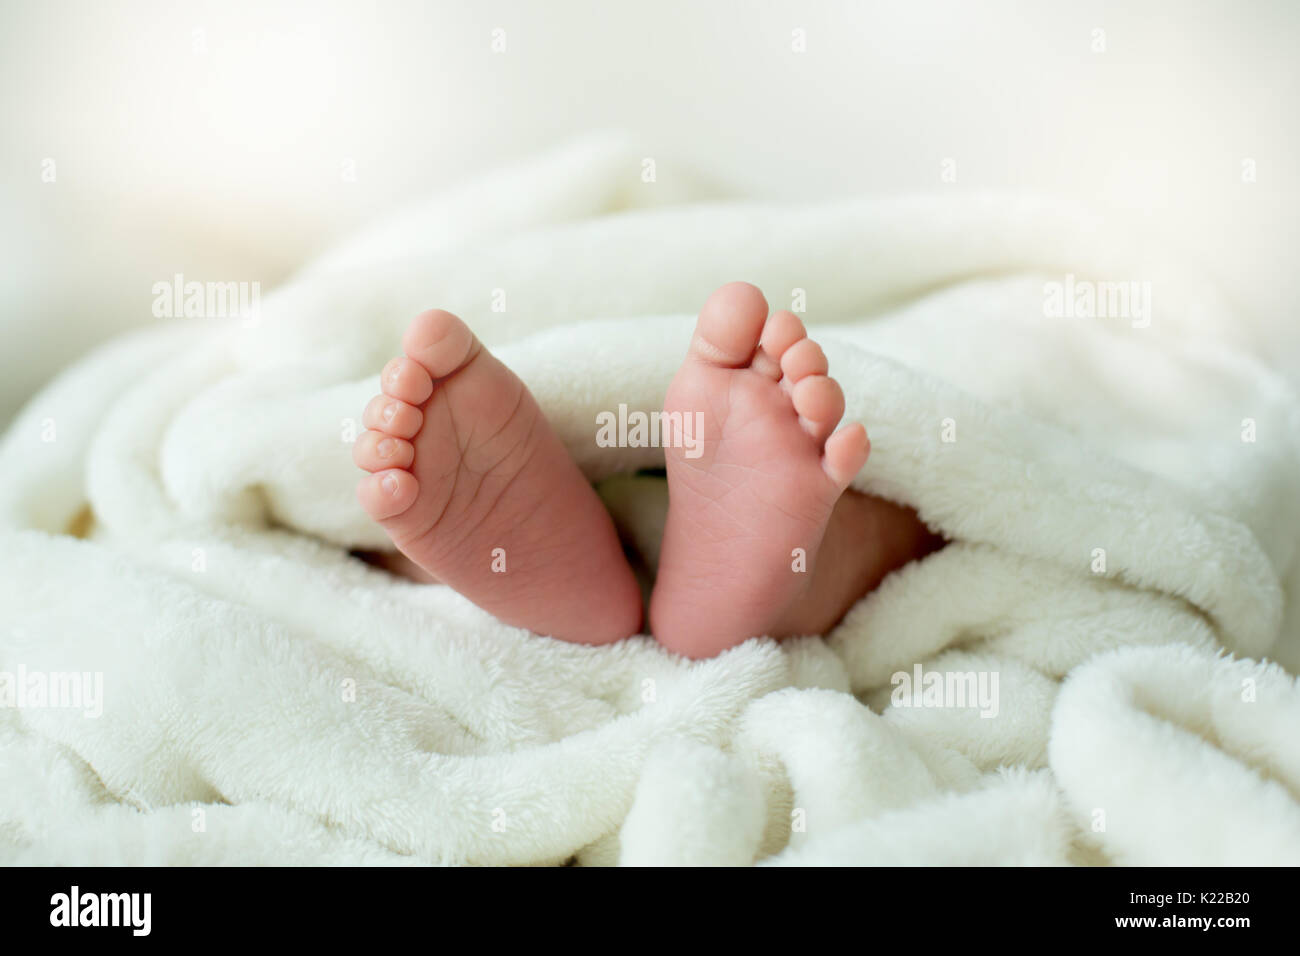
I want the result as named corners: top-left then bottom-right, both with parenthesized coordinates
top-left (2, 136), bottom-right (1299, 865)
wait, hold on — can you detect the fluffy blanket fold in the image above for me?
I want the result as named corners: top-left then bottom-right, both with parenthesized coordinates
top-left (3, 136), bottom-right (1299, 865)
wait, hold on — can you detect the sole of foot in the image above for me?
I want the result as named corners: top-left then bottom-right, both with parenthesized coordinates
top-left (649, 282), bottom-right (871, 658)
top-left (354, 309), bottom-right (642, 644)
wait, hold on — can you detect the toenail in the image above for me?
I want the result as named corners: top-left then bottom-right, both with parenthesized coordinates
top-left (381, 473), bottom-right (399, 495)
top-left (381, 403), bottom-right (397, 423)
top-left (377, 438), bottom-right (396, 458)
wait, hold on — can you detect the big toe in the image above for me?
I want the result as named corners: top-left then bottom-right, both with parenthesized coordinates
top-left (689, 282), bottom-right (769, 367)
top-left (402, 309), bottom-right (482, 380)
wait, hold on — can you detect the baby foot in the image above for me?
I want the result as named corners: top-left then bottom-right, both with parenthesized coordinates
top-left (354, 309), bottom-right (642, 644)
top-left (649, 283), bottom-right (872, 658)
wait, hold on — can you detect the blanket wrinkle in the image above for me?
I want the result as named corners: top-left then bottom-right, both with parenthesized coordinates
top-left (2, 135), bottom-right (1298, 865)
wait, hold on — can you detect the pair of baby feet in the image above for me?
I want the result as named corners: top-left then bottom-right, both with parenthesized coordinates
top-left (354, 282), bottom-right (937, 658)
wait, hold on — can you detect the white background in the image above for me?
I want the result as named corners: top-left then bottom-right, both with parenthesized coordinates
top-left (2, 0), bottom-right (1297, 423)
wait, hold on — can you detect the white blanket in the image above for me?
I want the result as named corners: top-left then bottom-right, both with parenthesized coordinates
top-left (3, 137), bottom-right (1300, 865)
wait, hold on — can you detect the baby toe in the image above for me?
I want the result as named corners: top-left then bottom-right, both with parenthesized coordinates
top-left (381, 356), bottom-right (434, 405)
top-left (403, 309), bottom-right (481, 380)
top-left (352, 429), bottom-right (415, 472)
top-left (363, 394), bottom-right (423, 439)
top-left (689, 282), bottom-right (769, 367)
top-left (356, 469), bottom-right (420, 521)
top-left (780, 337), bottom-right (829, 386)
top-left (753, 310), bottom-right (806, 379)
top-left (791, 374), bottom-right (845, 443)
top-left (822, 423), bottom-right (871, 489)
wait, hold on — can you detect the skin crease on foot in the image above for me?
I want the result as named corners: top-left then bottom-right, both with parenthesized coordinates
top-left (356, 286), bottom-right (943, 658)
top-left (353, 308), bottom-right (642, 644)
top-left (649, 282), bottom-right (942, 658)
